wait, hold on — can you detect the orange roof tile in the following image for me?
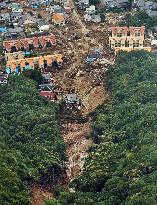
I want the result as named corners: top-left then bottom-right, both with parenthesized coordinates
top-left (52, 13), bottom-right (64, 22)
top-left (20, 60), bottom-right (26, 67)
top-left (110, 27), bottom-right (128, 35)
top-left (129, 26), bottom-right (145, 35)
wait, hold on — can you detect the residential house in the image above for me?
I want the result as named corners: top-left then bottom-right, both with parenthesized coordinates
top-left (11, 3), bottom-right (23, 13)
top-left (134, 0), bottom-right (157, 17)
top-left (78, 0), bottom-right (89, 9)
top-left (85, 5), bottom-right (95, 14)
top-left (3, 34), bottom-right (56, 52)
top-left (10, 12), bottom-right (22, 22)
top-left (0, 2), bottom-right (6, 9)
top-left (5, 54), bottom-right (63, 73)
top-left (29, 0), bottom-right (40, 6)
top-left (51, 5), bottom-right (66, 15)
top-left (30, 3), bottom-right (40, 9)
top-left (42, 72), bottom-right (53, 83)
top-left (151, 39), bottom-right (157, 45)
top-left (19, 14), bottom-right (38, 27)
top-left (0, 74), bottom-right (8, 84)
top-left (63, 2), bottom-right (72, 14)
top-left (0, 13), bottom-right (10, 22)
top-left (52, 13), bottom-right (65, 25)
top-left (133, 0), bottom-right (145, 9)
top-left (115, 0), bottom-right (129, 8)
top-left (39, 91), bottom-right (57, 100)
top-left (3, 33), bottom-right (13, 40)
top-left (146, 9), bottom-right (157, 17)
top-left (84, 14), bottom-right (92, 21)
top-left (39, 11), bottom-right (51, 22)
top-left (39, 83), bottom-right (55, 91)
top-left (7, 27), bottom-right (24, 34)
top-left (5, 51), bottom-right (24, 61)
top-left (100, 0), bottom-right (115, 7)
top-left (84, 13), bottom-right (101, 22)
top-left (64, 6), bottom-right (72, 14)
top-left (38, 20), bottom-right (50, 32)
top-left (40, 0), bottom-right (54, 5)
top-left (101, 0), bottom-right (129, 8)
top-left (39, 83), bottom-right (58, 101)
top-left (109, 26), bottom-right (151, 53)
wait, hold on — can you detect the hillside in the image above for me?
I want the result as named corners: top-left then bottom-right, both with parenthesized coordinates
top-left (46, 51), bottom-right (157, 205)
top-left (0, 76), bottom-right (66, 205)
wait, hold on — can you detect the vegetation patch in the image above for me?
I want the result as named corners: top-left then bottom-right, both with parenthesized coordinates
top-left (0, 75), bottom-right (66, 205)
top-left (46, 51), bottom-right (157, 205)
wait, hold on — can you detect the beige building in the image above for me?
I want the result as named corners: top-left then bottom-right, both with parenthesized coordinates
top-left (5, 51), bottom-right (24, 62)
top-left (6, 54), bottom-right (63, 72)
top-left (109, 26), bottom-right (151, 54)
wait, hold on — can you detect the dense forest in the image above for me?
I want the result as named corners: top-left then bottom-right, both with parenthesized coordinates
top-left (0, 75), bottom-right (66, 204)
top-left (46, 51), bottom-right (157, 205)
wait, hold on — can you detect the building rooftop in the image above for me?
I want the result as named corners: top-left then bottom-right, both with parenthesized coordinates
top-left (38, 20), bottom-right (49, 26)
top-left (65, 93), bottom-right (80, 104)
top-left (52, 13), bottom-right (65, 22)
top-left (39, 83), bottom-right (55, 91)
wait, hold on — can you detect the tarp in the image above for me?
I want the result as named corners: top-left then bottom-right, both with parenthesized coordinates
top-left (25, 64), bottom-right (31, 70)
top-left (15, 67), bottom-right (19, 74)
top-left (6, 67), bottom-right (11, 74)
top-left (0, 27), bottom-right (7, 32)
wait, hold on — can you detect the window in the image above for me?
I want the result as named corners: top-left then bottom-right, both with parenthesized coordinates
top-left (127, 31), bottom-right (130, 36)
top-left (115, 41), bottom-right (121, 47)
top-left (135, 32), bottom-right (141, 37)
top-left (125, 41), bottom-right (129, 47)
top-left (117, 33), bottom-right (122, 37)
top-left (133, 40), bottom-right (139, 47)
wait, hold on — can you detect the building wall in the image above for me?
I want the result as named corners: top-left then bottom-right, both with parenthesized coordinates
top-left (39, 25), bottom-right (50, 31)
top-left (109, 26), bottom-right (151, 53)
top-left (6, 54), bottom-right (63, 72)
top-left (5, 51), bottom-right (24, 61)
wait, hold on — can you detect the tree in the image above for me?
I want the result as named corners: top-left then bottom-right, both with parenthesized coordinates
top-left (89, 0), bottom-right (100, 6)
top-left (50, 51), bottom-right (157, 205)
top-left (22, 68), bottom-right (43, 85)
top-left (0, 75), bottom-right (66, 204)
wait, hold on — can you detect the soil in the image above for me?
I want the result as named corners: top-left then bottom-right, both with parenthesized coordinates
top-left (31, 1), bottom-right (113, 204)
top-left (31, 184), bottom-right (54, 205)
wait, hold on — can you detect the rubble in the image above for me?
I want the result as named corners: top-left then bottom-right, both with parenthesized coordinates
top-left (0, 0), bottom-right (113, 203)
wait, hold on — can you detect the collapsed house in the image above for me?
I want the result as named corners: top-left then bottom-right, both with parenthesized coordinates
top-left (64, 93), bottom-right (81, 109)
top-left (86, 48), bottom-right (103, 64)
top-left (42, 72), bottom-right (53, 83)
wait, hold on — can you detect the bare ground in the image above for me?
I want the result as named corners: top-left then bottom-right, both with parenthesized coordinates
top-left (31, 184), bottom-right (54, 205)
top-left (31, 1), bottom-right (113, 204)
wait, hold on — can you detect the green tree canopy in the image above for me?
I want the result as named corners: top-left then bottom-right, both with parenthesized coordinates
top-left (0, 75), bottom-right (66, 204)
top-left (46, 51), bottom-right (157, 205)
